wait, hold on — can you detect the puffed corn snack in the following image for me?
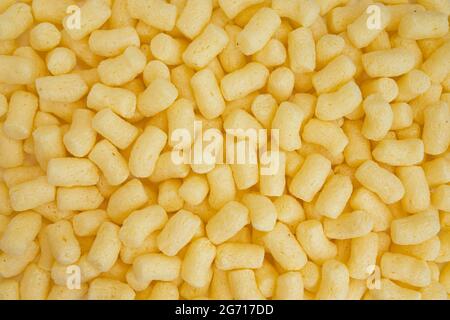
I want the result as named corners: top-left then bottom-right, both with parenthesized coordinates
top-left (0, 0), bottom-right (449, 301)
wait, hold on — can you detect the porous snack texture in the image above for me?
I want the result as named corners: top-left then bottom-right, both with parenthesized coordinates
top-left (0, 0), bottom-right (449, 300)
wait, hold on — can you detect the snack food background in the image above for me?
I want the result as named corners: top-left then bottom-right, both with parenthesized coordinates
top-left (0, 0), bottom-right (449, 300)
